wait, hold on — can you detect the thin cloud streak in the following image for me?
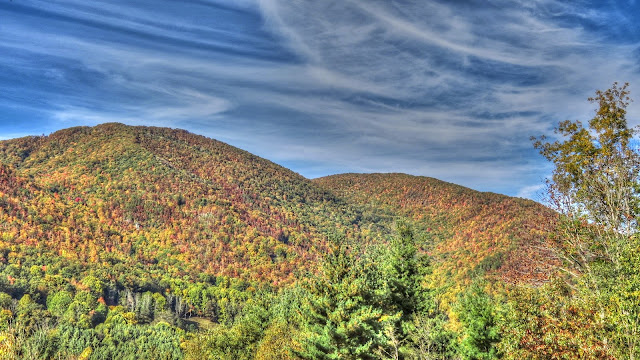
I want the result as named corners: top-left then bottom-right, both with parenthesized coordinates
top-left (1, 0), bottom-right (639, 198)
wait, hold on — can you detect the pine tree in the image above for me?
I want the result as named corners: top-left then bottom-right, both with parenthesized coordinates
top-left (297, 239), bottom-right (388, 359)
top-left (386, 222), bottom-right (423, 327)
top-left (379, 223), bottom-right (456, 359)
top-left (457, 283), bottom-right (500, 360)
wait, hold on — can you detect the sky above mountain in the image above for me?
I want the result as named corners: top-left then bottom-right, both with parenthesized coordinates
top-left (2, 0), bottom-right (640, 198)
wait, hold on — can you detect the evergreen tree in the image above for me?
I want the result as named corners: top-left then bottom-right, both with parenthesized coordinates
top-left (297, 239), bottom-right (388, 359)
top-left (386, 222), bottom-right (420, 322)
top-left (379, 221), bottom-right (427, 358)
top-left (386, 222), bottom-right (434, 319)
top-left (457, 283), bottom-right (500, 360)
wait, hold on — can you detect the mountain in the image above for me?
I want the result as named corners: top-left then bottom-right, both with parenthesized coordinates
top-left (0, 123), bottom-right (568, 358)
top-left (0, 123), bottom-right (556, 290)
top-left (0, 123), bottom-right (374, 286)
top-left (314, 173), bottom-right (558, 291)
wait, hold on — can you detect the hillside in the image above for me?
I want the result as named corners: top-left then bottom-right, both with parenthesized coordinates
top-left (0, 124), bottom-right (560, 289)
top-left (0, 123), bottom-right (573, 359)
top-left (0, 123), bottom-right (375, 286)
top-left (314, 173), bottom-right (558, 290)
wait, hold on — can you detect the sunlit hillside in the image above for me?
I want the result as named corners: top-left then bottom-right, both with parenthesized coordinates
top-left (314, 173), bottom-right (558, 302)
top-left (0, 123), bottom-right (579, 359)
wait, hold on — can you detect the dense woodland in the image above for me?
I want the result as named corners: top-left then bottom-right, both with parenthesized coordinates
top-left (0, 84), bottom-right (638, 359)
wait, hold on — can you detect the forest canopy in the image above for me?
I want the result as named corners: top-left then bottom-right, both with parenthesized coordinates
top-left (0, 82), bottom-right (638, 358)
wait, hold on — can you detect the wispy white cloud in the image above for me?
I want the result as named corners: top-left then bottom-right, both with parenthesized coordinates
top-left (1, 0), bottom-right (640, 196)
top-left (516, 184), bottom-right (546, 201)
top-left (247, 0), bottom-right (640, 191)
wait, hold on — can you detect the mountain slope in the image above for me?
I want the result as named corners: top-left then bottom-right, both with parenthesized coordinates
top-left (0, 123), bottom-right (558, 292)
top-left (0, 123), bottom-right (370, 285)
top-left (313, 173), bottom-right (558, 290)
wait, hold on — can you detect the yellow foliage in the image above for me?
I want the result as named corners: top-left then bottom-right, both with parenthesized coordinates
top-left (78, 347), bottom-right (92, 360)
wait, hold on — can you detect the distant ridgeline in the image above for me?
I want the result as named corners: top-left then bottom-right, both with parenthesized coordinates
top-left (0, 123), bottom-right (559, 358)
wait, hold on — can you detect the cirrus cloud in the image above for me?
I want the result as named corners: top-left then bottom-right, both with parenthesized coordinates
top-left (1, 0), bottom-right (639, 198)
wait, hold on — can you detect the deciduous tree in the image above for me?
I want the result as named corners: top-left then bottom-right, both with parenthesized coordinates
top-left (532, 82), bottom-right (640, 359)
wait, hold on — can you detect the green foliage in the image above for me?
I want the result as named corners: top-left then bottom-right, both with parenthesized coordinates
top-left (379, 221), bottom-right (438, 358)
top-left (297, 239), bottom-right (390, 359)
top-left (529, 82), bottom-right (640, 359)
top-left (81, 275), bottom-right (104, 296)
top-left (46, 290), bottom-right (73, 317)
top-left (0, 292), bottom-right (12, 309)
top-left (593, 236), bottom-right (640, 360)
top-left (456, 283), bottom-right (500, 360)
top-left (0, 122), bottom-right (576, 359)
top-left (386, 222), bottom-right (421, 320)
top-left (183, 297), bottom-right (272, 360)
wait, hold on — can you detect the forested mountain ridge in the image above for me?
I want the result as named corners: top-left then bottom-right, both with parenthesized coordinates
top-left (0, 122), bottom-right (565, 359)
top-left (0, 122), bottom-right (376, 285)
top-left (0, 123), bottom-right (557, 287)
top-left (314, 173), bottom-right (558, 290)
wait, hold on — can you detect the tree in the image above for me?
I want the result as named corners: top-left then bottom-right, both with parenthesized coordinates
top-left (386, 222), bottom-right (421, 325)
top-left (47, 291), bottom-right (73, 317)
top-left (297, 239), bottom-right (389, 359)
top-left (408, 312), bottom-right (456, 360)
top-left (456, 283), bottom-right (500, 360)
top-left (255, 320), bottom-right (301, 360)
top-left (532, 82), bottom-right (640, 359)
top-left (532, 82), bottom-right (639, 237)
top-left (381, 221), bottom-right (437, 359)
top-left (497, 281), bottom-right (612, 360)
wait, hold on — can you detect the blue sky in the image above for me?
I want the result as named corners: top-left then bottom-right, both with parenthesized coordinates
top-left (2, 0), bottom-right (640, 199)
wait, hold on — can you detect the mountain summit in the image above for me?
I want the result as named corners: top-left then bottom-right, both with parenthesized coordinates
top-left (0, 123), bottom-right (556, 287)
top-left (0, 123), bottom-right (364, 285)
